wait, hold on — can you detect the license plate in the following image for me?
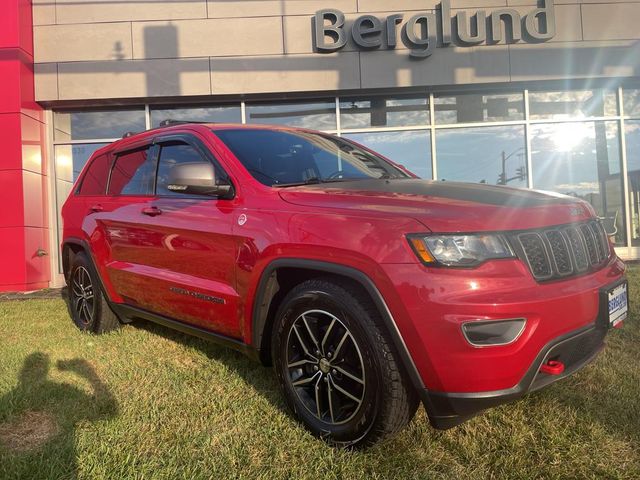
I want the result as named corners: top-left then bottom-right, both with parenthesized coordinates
top-left (607, 283), bottom-right (628, 327)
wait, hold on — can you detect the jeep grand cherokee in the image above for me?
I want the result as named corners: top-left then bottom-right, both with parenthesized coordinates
top-left (61, 122), bottom-right (628, 447)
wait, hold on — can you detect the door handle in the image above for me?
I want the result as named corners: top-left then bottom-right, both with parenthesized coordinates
top-left (141, 206), bottom-right (162, 217)
top-left (90, 204), bottom-right (103, 213)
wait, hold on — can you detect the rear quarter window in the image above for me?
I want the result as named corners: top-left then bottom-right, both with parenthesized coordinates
top-left (78, 153), bottom-right (111, 195)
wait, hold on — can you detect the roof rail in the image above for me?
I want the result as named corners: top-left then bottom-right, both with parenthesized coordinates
top-left (121, 119), bottom-right (212, 139)
top-left (158, 119), bottom-right (212, 127)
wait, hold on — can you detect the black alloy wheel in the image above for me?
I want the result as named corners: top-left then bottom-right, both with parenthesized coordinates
top-left (286, 309), bottom-right (366, 425)
top-left (71, 265), bottom-right (95, 326)
top-left (272, 278), bottom-right (419, 448)
top-left (66, 251), bottom-right (121, 334)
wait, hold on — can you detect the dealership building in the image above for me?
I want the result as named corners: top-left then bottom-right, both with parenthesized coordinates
top-left (2, 0), bottom-right (640, 291)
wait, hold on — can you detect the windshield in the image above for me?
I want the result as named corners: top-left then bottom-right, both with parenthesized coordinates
top-left (214, 128), bottom-right (411, 187)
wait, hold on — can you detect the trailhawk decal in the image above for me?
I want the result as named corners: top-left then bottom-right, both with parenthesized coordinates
top-left (169, 287), bottom-right (226, 305)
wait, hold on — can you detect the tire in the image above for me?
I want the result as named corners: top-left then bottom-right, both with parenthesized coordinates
top-left (271, 278), bottom-right (419, 448)
top-left (66, 251), bottom-right (121, 334)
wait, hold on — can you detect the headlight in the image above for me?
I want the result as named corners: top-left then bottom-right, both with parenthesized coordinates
top-left (407, 234), bottom-right (514, 267)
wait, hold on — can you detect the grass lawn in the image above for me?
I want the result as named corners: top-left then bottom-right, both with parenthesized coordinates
top-left (1, 270), bottom-right (639, 480)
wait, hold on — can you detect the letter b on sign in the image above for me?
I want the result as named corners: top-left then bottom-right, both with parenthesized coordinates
top-left (314, 9), bottom-right (347, 52)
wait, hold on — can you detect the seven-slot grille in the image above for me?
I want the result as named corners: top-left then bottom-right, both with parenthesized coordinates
top-left (511, 220), bottom-right (610, 282)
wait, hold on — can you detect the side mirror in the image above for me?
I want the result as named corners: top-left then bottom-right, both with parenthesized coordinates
top-left (166, 162), bottom-right (233, 198)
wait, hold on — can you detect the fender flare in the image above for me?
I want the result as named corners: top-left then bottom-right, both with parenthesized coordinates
top-left (250, 258), bottom-right (427, 396)
top-left (61, 237), bottom-right (114, 304)
top-left (61, 237), bottom-right (91, 279)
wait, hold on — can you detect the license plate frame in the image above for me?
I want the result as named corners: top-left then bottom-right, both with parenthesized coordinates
top-left (606, 281), bottom-right (628, 328)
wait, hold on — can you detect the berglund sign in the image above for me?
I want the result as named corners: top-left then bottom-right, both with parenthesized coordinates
top-left (313, 0), bottom-right (556, 58)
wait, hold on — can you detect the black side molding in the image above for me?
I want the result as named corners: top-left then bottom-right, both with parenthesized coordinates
top-left (112, 304), bottom-right (259, 361)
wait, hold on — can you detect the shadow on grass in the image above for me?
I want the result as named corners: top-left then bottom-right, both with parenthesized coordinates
top-left (0, 353), bottom-right (118, 479)
top-left (131, 320), bottom-right (288, 412)
top-left (137, 319), bottom-right (639, 423)
top-left (129, 316), bottom-right (640, 478)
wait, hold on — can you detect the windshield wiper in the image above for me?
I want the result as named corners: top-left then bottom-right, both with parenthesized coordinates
top-left (274, 177), bottom-right (323, 188)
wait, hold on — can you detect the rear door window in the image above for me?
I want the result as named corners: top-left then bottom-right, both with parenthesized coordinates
top-left (108, 147), bottom-right (157, 195)
top-left (78, 153), bottom-right (110, 195)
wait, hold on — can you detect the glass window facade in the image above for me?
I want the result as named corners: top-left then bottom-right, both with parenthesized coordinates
top-left (52, 86), bottom-right (640, 271)
top-left (344, 131), bottom-right (432, 179)
top-left (436, 126), bottom-right (526, 187)
top-left (340, 95), bottom-right (429, 129)
top-left (531, 121), bottom-right (625, 245)
top-left (246, 100), bottom-right (336, 130)
top-left (528, 90), bottom-right (617, 120)
top-left (623, 89), bottom-right (640, 117)
top-left (150, 105), bottom-right (241, 126)
top-left (54, 109), bottom-right (146, 141)
top-left (625, 120), bottom-right (640, 245)
top-left (434, 93), bottom-right (523, 124)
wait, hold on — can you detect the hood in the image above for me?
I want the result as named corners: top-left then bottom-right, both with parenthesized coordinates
top-left (278, 179), bottom-right (594, 232)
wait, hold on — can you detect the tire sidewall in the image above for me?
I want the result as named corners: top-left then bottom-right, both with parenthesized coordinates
top-left (273, 286), bottom-right (383, 446)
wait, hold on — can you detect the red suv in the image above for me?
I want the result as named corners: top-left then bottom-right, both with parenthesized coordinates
top-left (61, 121), bottom-right (628, 447)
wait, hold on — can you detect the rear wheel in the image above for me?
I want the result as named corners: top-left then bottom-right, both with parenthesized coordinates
top-left (67, 252), bottom-right (121, 334)
top-left (272, 279), bottom-right (419, 448)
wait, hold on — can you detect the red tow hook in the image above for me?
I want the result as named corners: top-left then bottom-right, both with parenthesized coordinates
top-left (540, 360), bottom-right (565, 375)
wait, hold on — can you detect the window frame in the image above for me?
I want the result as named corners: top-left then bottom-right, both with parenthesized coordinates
top-left (106, 143), bottom-right (159, 197)
top-left (74, 151), bottom-right (112, 196)
top-left (213, 128), bottom-right (411, 187)
top-left (153, 133), bottom-right (235, 200)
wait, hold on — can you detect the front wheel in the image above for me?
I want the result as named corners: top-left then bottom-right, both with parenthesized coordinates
top-left (272, 279), bottom-right (419, 448)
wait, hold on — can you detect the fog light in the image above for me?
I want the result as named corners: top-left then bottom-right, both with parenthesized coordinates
top-left (462, 319), bottom-right (526, 347)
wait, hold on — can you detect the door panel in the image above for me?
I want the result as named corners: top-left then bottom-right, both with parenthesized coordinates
top-left (110, 197), bottom-right (240, 338)
top-left (93, 144), bottom-right (159, 306)
top-left (101, 136), bottom-right (240, 338)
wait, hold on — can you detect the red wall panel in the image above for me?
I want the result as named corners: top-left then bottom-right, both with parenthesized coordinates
top-left (0, 0), bottom-right (49, 292)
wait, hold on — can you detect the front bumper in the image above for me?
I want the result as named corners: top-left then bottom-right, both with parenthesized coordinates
top-left (423, 320), bottom-right (607, 429)
top-left (421, 274), bottom-right (626, 429)
top-left (379, 256), bottom-right (626, 392)
top-left (377, 255), bottom-right (626, 428)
